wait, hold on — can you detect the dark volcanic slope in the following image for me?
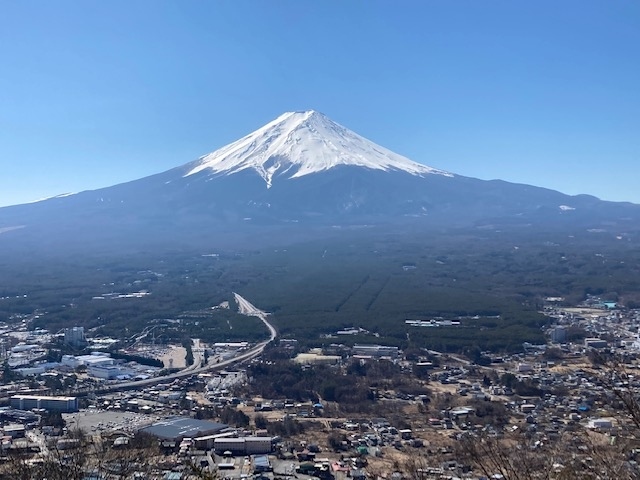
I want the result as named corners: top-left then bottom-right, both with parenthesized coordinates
top-left (1, 163), bottom-right (639, 255)
top-left (1, 110), bottom-right (639, 254)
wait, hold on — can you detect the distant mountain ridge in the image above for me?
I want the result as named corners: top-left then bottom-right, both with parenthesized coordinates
top-left (0, 110), bottom-right (639, 253)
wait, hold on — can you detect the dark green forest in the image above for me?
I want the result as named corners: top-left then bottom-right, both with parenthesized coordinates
top-left (1, 225), bottom-right (638, 354)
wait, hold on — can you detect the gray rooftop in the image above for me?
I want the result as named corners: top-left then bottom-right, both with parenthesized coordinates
top-left (141, 416), bottom-right (227, 440)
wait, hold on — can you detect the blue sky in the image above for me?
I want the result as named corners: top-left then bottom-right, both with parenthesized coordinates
top-left (1, 1), bottom-right (638, 207)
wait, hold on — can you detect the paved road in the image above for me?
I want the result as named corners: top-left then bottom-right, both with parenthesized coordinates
top-left (72, 294), bottom-right (276, 395)
top-left (233, 292), bottom-right (277, 341)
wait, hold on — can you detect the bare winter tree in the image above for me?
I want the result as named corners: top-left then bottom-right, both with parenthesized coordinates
top-left (0, 430), bottom-right (160, 480)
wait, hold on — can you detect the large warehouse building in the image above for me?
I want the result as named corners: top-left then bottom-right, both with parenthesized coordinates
top-left (10, 395), bottom-right (79, 412)
top-left (140, 416), bottom-right (229, 441)
top-left (213, 436), bottom-right (274, 455)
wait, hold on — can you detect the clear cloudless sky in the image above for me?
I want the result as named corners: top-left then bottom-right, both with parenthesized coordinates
top-left (0, 1), bottom-right (638, 206)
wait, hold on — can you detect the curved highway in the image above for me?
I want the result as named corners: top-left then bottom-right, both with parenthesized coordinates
top-left (77, 293), bottom-right (276, 395)
top-left (233, 292), bottom-right (277, 341)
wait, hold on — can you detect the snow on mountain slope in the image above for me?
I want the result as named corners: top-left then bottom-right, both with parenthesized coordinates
top-left (185, 110), bottom-right (452, 187)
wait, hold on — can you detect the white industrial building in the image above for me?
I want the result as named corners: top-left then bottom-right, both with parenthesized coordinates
top-left (61, 352), bottom-right (134, 379)
top-left (61, 352), bottom-right (114, 369)
top-left (352, 344), bottom-right (399, 358)
top-left (10, 344), bottom-right (39, 353)
top-left (15, 366), bottom-right (46, 376)
top-left (88, 364), bottom-right (132, 379)
top-left (213, 436), bottom-right (273, 455)
top-left (10, 395), bottom-right (79, 412)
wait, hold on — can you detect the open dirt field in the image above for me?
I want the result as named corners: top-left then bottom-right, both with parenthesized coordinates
top-left (158, 345), bottom-right (187, 369)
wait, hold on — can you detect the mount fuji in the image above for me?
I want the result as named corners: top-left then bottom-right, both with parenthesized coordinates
top-left (185, 110), bottom-right (451, 187)
top-left (1, 110), bottom-right (639, 252)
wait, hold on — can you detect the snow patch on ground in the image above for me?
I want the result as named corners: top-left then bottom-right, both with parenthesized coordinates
top-left (26, 192), bottom-right (77, 204)
top-left (0, 226), bottom-right (25, 235)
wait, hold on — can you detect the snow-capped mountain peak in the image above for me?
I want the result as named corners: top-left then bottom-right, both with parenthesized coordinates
top-left (185, 110), bottom-right (451, 188)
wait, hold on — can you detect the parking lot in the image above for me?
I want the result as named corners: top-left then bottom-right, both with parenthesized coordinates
top-left (62, 409), bottom-right (157, 434)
